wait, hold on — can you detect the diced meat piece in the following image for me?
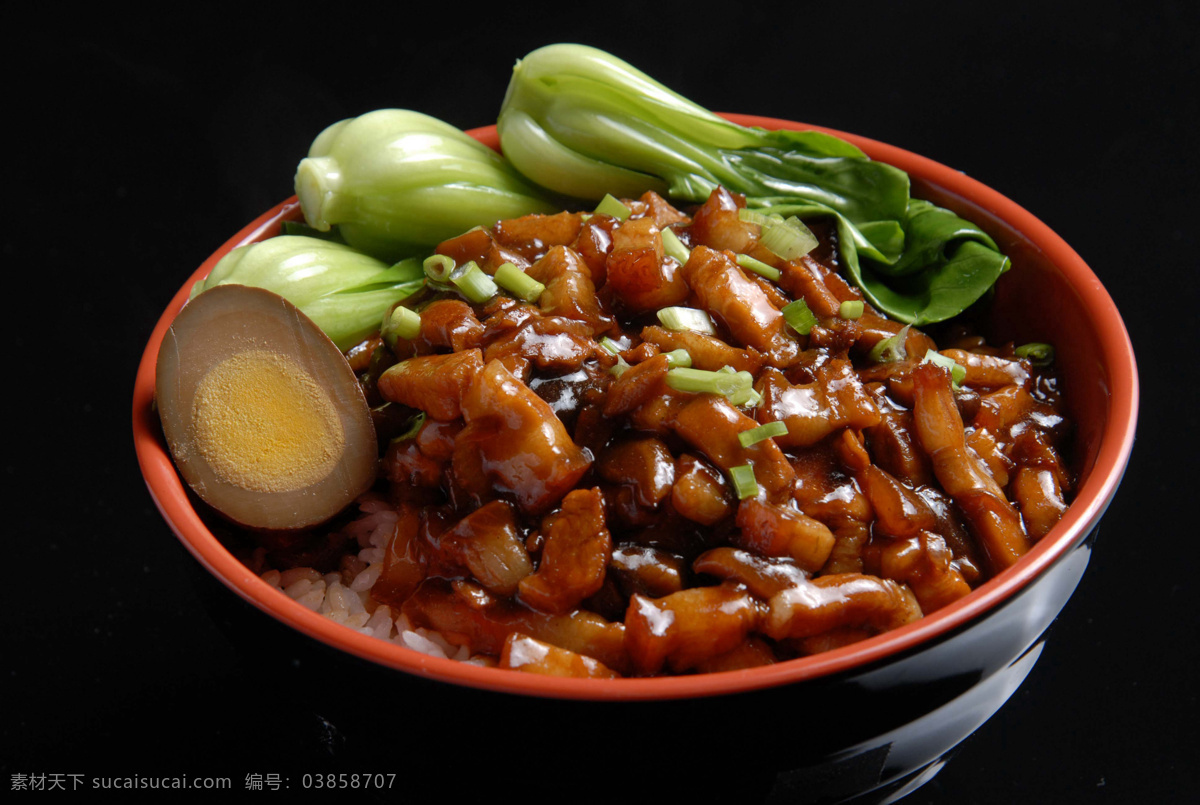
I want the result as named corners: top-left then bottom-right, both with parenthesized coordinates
top-left (426, 500), bottom-right (532, 596)
top-left (603, 353), bottom-right (672, 418)
top-left (519, 489), bottom-right (613, 614)
top-left (852, 312), bottom-right (937, 359)
top-left (939, 349), bottom-right (1031, 390)
top-left (672, 394), bottom-right (795, 503)
top-left (483, 314), bottom-right (597, 374)
top-left (1012, 467), bottom-right (1069, 539)
top-left (639, 325), bottom-right (765, 374)
top-left (965, 427), bottom-right (1012, 488)
top-left (693, 637), bottom-right (778, 673)
top-left (777, 253), bottom-right (863, 318)
top-left (763, 574), bottom-right (923, 640)
top-left (609, 545), bottom-right (687, 599)
top-left (456, 359), bottom-right (593, 515)
top-left (624, 584), bottom-right (764, 676)
top-left (688, 186), bottom-right (758, 255)
top-left (671, 453), bottom-right (735, 526)
top-left (402, 578), bottom-right (630, 674)
top-left (691, 547), bottom-right (810, 599)
top-left (757, 361), bottom-right (880, 448)
top-left (973, 385), bottom-right (1035, 432)
top-left (863, 384), bottom-right (934, 487)
top-left (638, 190), bottom-right (691, 228)
top-left (526, 246), bottom-right (614, 334)
top-left (605, 216), bottom-right (689, 313)
top-left (382, 418), bottom-right (461, 489)
top-left (870, 531), bottom-right (973, 613)
top-left (596, 436), bottom-right (676, 510)
top-left (681, 246), bottom-right (798, 363)
top-left (734, 498), bottom-right (835, 573)
top-left (1011, 428), bottom-right (1074, 495)
top-left (492, 211), bottom-right (585, 261)
top-left (370, 504), bottom-right (425, 608)
top-left (499, 633), bottom-right (619, 678)
top-left (377, 349), bottom-right (484, 421)
top-left (912, 362), bottom-right (1030, 573)
top-left (570, 216), bottom-right (616, 285)
top-left (436, 225), bottom-right (529, 273)
top-left (412, 299), bottom-right (485, 354)
top-left (777, 255), bottom-right (845, 318)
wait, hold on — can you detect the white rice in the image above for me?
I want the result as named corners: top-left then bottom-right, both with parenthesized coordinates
top-left (257, 495), bottom-right (487, 664)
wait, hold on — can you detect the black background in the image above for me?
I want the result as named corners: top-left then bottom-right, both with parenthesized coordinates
top-left (6, 1), bottom-right (1197, 801)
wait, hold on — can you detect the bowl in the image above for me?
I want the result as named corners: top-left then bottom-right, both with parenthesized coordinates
top-left (132, 116), bottom-right (1138, 802)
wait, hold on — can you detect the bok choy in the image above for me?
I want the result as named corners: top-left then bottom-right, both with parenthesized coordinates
top-left (497, 44), bottom-right (1010, 326)
top-left (193, 235), bottom-right (425, 350)
top-left (295, 109), bottom-right (559, 262)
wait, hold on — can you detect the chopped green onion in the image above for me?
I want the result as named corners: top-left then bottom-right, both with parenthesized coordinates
top-left (664, 348), bottom-right (692, 368)
top-left (599, 336), bottom-right (624, 355)
top-left (423, 254), bottom-right (456, 283)
top-left (1015, 342), bottom-right (1055, 365)
top-left (388, 412), bottom-right (427, 445)
top-left (868, 324), bottom-right (911, 363)
top-left (382, 305), bottom-right (421, 347)
top-left (839, 300), bottom-right (864, 320)
top-left (782, 298), bottom-right (818, 336)
top-left (665, 366), bottom-right (754, 402)
top-left (609, 356), bottom-right (631, 377)
top-left (450, 261), bottom-right (499, 303)
top-left (922, 349), bottom-right (966, 387)
top-left (729, 464), bottom-right (759, 500)
top-left (657, 306), bottom-right (718, 335)
top-left (737, 420), bottom-right (788, 447)
top-left (494, 261), bottom-right (545, 303)
top-left (736, 253), bottom-right (781, 281)
top-left (594, 193), bottom-right (632, 220)
top-left (661, 227), bottom-right (691, 263)
top-left (728, 385), bottom-right (763, 408)
top-left (749, 212), bottom-right (818, 261)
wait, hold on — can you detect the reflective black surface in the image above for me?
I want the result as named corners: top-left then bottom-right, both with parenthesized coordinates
top-left (9, 3), bottom-right (1194, 802)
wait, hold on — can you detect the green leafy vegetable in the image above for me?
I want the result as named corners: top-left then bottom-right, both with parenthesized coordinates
top-left (194, 235), bottom-right (424, 350)
top-left (498, 44), bottom-right (1011, 325)
top-left (295, 109), bottom-right (559, 262)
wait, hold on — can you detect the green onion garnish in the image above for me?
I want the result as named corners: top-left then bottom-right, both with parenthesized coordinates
top-left (423, 254), bottom-right (455, 283)
top-left (382, 305), bottom-right (421, 347)
top-left (782, 299), bottom-right (818, 336)
top-left (599, 336), bottom-right (624, 355)
top-left (868, 324), bottom-right (911, 363)
top-left (388, 412), bottom-right (427, 445)
top-left (922, 349), bottom-right (967, 387)
top-left (747, 212), bottom-right (818, 261)
top-left (657, 306), bottom-right (718, 335)
top-left (839, 300), bottom-right (864, 320)
top-left (661, 226), bottom-right (691, 264)
top-left (664, 348), bottom-right (692, 368)
top-left (594, 193), bottom-right (632, 220)
top-left (736, 253), bottom-right (781, 281)
top-left (729, 464), bottom-right (759, 500)
top-left (737, 420), bottom-right (788, 448)
top-left (494, 262), bottom-right (545, 303)
top-left (450, 261), bottom-right (498, 303)
top-left (1015, 342), bottom-right (1055, 366)
top-left (609, 356), bottom-right (631, 377)
top-left (665, 366), bottom-right (753, 399)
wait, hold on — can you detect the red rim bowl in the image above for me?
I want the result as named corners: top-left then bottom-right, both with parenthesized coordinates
top-left (132, 116), bottom-right (1139, 702)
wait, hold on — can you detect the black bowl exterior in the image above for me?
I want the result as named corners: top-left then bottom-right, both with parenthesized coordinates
top-left (184, 520), bottom-right (1095, 804)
